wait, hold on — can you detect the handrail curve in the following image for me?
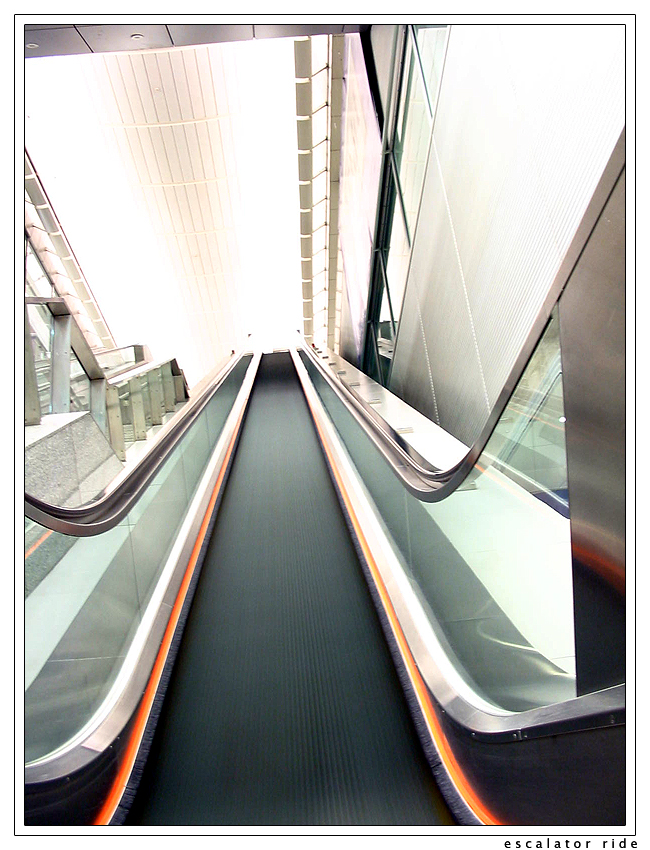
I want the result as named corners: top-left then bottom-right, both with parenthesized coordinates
top-left (24, 352), bottom-right (249, 536)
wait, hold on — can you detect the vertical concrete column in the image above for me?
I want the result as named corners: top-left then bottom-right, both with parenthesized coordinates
top-left (141, 375), bottom-right (153, 428)
top-left (161, 362), bottom-right (176, 413)
top-left (173, 375), bottom-right (185, 403)
top-left (106, 385), bottom-right (126, 462)
top-left (51, 314), bottom-right (72, 414)
top-left (24, 305), bottom-right (41, 425)
top-left (148, 368), bottom-right (164, 425)
top-left (128, 377), bottom-right (147, 440)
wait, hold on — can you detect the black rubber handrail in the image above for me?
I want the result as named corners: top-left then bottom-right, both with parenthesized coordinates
top-left (299, 130), bottom-right (626, 502)
top-left (300, 336), bottom-right (513, 502)
top-left (24, 351), bottom-right (250, 536)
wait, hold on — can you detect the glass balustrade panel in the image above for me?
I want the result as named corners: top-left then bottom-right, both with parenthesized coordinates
top-left (24, 355), bottom-right (252, 762)
top-left (300, 312), bottom-right (574, 712)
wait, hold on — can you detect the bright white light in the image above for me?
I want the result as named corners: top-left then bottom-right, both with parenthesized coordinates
top-left (25, 53), bottom-right (197, 374)
top-left (224, 38), bottom-right (302, 354)
top-left (24, 37), bottom-right (303, 385)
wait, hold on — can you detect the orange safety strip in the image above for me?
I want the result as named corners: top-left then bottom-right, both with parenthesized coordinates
top-left (474, 462), bottom-right (555, 518)
top-left (304, 394), bottom-right (502, 827)
top-left (505, 403), bottom-right (564, 433)
top-left (572, 543), bottom-right (625, 596)
top-left (93, 410), bottom-right (245, 826)
top-left (24, 528), bottom-right (53, 560)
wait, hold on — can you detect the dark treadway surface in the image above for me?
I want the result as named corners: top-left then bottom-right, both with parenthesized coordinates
top-left (126, 352), bottom-right (453, 826)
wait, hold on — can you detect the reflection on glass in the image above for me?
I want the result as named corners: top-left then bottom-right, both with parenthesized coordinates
top-left (27, 303), bottom-right (53, 416)
top-left (483, 310), bottom-right (568, 514)
top-left (301, 313), bottom-right (575, 713)
top-left (24, 355), bottom-right (252, 762)
top-left (394, 36), bottom-right (432, 240)
top-left (311, 67), bottom-right (328, 112)
top-left (311, 107), bottom-right (328, 147)
top-left (312, 139), bottom-right (327, 177)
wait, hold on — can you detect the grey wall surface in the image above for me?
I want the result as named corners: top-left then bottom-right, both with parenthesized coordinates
top-left (25, 413), bottom-right (123, 507)
top-left (389, 25), bottom-right (625, 447)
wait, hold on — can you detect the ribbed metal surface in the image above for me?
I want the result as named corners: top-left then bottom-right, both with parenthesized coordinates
top-left (559, 171), bottom-right (625, 694)
top-left (391, 148), bottom-right (488, 443)
top-left (391, 24), bottom-right (625, 446)
top-left (126, 353), bottom-right (450, 825)
top-left (87, 46), bottom-right (245, 383)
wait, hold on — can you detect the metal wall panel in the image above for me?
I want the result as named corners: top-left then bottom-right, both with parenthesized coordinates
top-left (167, 25), bottom-right (254, 46)
top-left (390, 24), bottom-right (625, 446)
top-left (559, 170), bottom-right (625, 695)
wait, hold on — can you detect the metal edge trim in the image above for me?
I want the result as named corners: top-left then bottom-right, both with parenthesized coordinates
top-left (290, 347), bottom-right (625, 742)
top-left (302, 341), bottom-right (442, 477)
top-left (24, 350), bottom-right (250, 535)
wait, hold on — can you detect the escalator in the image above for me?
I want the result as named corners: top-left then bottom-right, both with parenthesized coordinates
top-left (23, 135), bottom-right (626, 829)
top-left (124, 352), bottom-right (452, 825)
top-left (23, 333), bottom-right (625, 827)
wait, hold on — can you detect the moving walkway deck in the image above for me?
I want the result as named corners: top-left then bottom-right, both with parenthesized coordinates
top-left (125, 352), bottom-right (451, 825)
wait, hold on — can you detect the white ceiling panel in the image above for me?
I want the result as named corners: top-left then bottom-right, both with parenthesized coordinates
top-left (26, 37), bottom-right (302, 383)
top-left (197, 48), bottom-right (220, 115)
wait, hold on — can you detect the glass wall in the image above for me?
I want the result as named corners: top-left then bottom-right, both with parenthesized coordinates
top-left (383, 180), bottom-right (411, 324)
top-left (414, 25), bottom-right (448, 107)
top-left (362, 25), bottom-right (449, 383)
top-left (337, 33), bottom-right (383, 365)
top-left (484, 310), bottom-right (569, 515)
